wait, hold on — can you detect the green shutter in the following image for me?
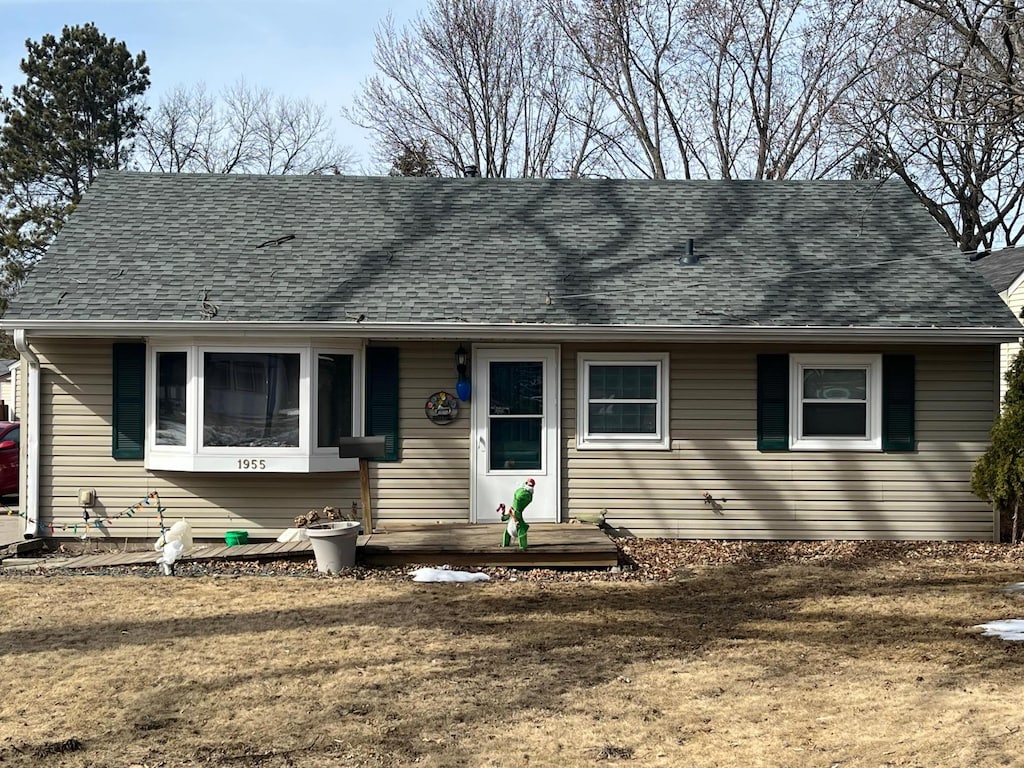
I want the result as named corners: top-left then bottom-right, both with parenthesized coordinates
top-left (365, 347), bottom-right (400, 462)
top-left (112, 342), bottom-right (146, 460)
top-left (757, 354), bottom-right (789, 451)
top-left (882, 354), bottom-right (915, 452)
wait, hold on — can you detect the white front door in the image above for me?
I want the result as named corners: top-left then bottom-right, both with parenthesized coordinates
top-left (471, 346), bottom-right (560, 523)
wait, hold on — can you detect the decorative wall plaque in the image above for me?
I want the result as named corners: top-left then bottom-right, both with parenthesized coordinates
top-left (425, 391), bottom-right (459, 424)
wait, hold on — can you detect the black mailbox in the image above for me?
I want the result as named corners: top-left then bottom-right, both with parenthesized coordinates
top-left (338, 436), bottom-right (387, 460)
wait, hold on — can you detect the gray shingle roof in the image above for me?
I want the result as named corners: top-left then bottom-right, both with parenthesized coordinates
top-left (4, 172), bottom-right (1018, 329)
top-left (971, 246), bottom-right (1024, 293)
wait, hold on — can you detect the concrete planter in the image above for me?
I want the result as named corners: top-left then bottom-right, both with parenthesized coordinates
top-left (306, 521), bottom-right (360, 573)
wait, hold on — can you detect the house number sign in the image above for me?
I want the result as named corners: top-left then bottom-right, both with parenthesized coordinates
top-left (237, 459), bottom-right (268, 470)
top-left (425, 391), bottom-right (459, 425)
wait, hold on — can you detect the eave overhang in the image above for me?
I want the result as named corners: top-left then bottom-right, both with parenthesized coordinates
top-left (1, 320), bottom-right (1021, 344)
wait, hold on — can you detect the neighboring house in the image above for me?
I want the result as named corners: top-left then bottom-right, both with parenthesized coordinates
top-left (0, 359), bottom-right (18, 421)
top-left (970, 246), bottom-right (1024, 403)
top-left (1, 173), bottom-right (1020, 543)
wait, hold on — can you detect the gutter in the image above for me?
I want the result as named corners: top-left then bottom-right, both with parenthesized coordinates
top-left (0, 320), bottom-right (1021, 345)
top-left (12, 330), bottom-right (39, 539)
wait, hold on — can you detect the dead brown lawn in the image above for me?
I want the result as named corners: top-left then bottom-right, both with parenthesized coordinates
top-left (1, 559), bottom-right (1024, 767)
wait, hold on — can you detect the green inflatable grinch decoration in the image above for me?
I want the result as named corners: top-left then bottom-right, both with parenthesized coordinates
top-left (498, 478), bottom-right (535, 550)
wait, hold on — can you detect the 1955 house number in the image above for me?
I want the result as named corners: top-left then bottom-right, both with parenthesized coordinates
top-left (237, 459), bottom-right (268, 470)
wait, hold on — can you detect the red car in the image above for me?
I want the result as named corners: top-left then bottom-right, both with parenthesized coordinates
top-left (0, 422), bottom-right (20, 498)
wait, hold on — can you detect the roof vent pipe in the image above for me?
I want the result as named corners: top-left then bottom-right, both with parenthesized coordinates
top-left (463, 164), bottom-right (479, 178)
top-left (680, 238), bottom-right (699, 265)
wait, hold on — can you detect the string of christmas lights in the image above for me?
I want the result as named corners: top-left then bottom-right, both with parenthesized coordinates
top-left (2, 491), bottom-right (166, 536)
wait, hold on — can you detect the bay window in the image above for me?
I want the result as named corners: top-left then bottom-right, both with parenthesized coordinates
top-left (146, 343), bottom-right (361, 472)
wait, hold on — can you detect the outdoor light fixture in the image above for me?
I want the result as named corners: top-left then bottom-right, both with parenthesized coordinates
top-left (455, 344), bottom-right (471, 401)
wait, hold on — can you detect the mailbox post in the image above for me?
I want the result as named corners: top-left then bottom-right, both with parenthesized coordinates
top-left (338, 436), bottom-right (388, 533)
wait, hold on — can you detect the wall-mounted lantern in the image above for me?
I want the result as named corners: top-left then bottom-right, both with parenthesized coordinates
top-left (455, 344), bottom-right (471, 401)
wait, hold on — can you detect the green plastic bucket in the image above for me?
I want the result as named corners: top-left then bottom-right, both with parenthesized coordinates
top-left (225, 530), bottom-right (249, 546)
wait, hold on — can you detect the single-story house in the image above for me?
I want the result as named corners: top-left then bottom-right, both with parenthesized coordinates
top-left (970, 246), bottom-right (1024, 403)
top-left (1, 173), bottom-right (1020, 542)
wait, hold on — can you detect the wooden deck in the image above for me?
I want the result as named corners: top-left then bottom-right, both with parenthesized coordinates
top-left (51, 540), bottom-right (316, 570)
top-left (362, 522), bottom-right (619, 567)
top-left (47, 523), bottom-right (620, 571)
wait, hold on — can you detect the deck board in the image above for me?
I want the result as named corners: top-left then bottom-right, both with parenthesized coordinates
top-left (47, 523), bottom-right (618, 570)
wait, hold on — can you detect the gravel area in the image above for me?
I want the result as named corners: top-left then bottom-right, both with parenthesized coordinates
top-left (3, 538), bottom-right (1024, 581)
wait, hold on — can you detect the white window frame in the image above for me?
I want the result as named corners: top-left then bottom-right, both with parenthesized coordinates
top-left (313, 349), bottom-right (362, 457)
top-left (577, 352), bottom-right (670, 450)
top-left (146, 342), bottom-right (362, 473)
top-left (790, 353), bottom-right (882, 451)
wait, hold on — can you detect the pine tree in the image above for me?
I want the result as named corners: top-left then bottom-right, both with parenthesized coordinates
top-left (388, 142), bottom-right (441, 177)
top-left (848, 147), bottom-right (888, 181)
top-left (0, 23), bottom-right (150, 303)
top-left (972, 351), bottom-right (1024, 542)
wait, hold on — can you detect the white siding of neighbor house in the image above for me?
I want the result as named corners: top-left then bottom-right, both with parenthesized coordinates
top-left (999, 286), bottom-right (1024, 404)
top-left (562, 343), bottom-right (1000, 541)
top-left (0, 364), bottom-right (17, 421)
top-left (27, 338), bottom-right (1000, 542)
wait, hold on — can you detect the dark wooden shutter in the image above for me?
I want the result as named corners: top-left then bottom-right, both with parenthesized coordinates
top-left (882, 354), bottom-right (915, 452)
top-left (112, 342), bottom-right (146, 460)
top-left (757, 354), bottom-right (789, 451)
top-left (365, 347), bottom-right (400, 462)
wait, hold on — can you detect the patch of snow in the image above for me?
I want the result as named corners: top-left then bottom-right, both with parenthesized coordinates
top-left (409, 567), bottom-right (490, 583)
top-left (975, 619), bottom-right (1024, 641)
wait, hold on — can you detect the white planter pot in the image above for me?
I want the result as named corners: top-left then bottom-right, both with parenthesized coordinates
top-left (306, 521), bottom-right (360, 573)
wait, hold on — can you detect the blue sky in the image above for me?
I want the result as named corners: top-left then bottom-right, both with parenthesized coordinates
top-left (0, 0), bottom-right (424, 169)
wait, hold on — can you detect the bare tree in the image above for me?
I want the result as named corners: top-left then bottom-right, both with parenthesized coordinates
top-left (695, 0), bottom-right (892, 179)
top-left (545, 0), bottom-right (889, 180)
top-left (136, 84), bottom-right (216, 173)
top-left (137, 81), bottom-right (353, 175)
top-left (545, 0), bottom-right (701, 178)
top-left (848, 1), bottom-right (1024, 250)
top-left (901, 0), bottom-right (1024, 110)
top-left (349, 0), bottom-right (611, 177)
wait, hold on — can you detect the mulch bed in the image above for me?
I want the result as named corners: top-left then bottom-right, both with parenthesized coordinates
top-left (3, 538), bottom-right (1024, 581)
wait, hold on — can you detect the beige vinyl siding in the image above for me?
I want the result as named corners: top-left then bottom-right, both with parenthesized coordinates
top-left (32, 340), bottom-right (470, 540)
top-left (31, 337), bottom-right (1001, 542)
top-left (563, 343), bottom-right (999, 541)
top-left (371, 343), bottom-right (470, 523)
top-left (999, 286), bottom-right (1024, 404)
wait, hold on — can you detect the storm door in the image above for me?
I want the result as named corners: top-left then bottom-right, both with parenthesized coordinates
top-left (471, 347), bottom-right (559, 523)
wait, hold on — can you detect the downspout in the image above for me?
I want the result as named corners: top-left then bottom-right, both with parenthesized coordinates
top-left (12, 330), bottom-right (40, 539)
